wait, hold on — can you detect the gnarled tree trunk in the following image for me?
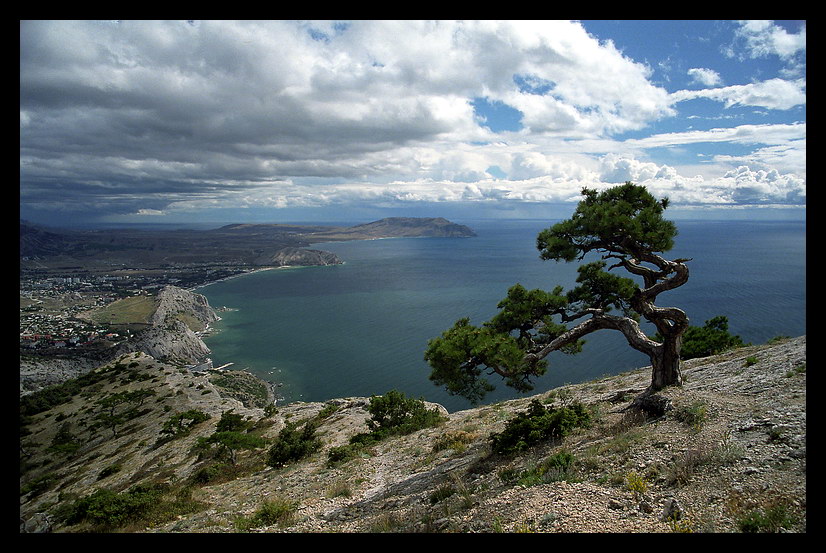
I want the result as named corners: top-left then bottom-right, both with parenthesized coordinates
top-left (649, 336), bottom-right (683, 390)
top-left (529, 309), bottom-right (685, 392)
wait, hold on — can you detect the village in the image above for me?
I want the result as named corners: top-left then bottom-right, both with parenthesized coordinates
top-left (18, 267), bottom-right (228, 354)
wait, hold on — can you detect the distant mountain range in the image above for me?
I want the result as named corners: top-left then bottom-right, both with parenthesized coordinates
top-left (20, 217), bottom-right (476, 271)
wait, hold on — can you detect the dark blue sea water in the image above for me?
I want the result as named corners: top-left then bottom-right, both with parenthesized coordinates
top-left (198, 219), bottom-right (806, 413)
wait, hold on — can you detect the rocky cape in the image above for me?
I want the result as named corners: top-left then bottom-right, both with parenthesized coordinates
top-left (20, 286), bottom-right (217, 394)
top-left (20, 336), bottom-right (806, 533)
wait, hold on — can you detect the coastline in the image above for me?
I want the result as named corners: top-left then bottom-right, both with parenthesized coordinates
top-left (191, 266), bottom-right (277, 292)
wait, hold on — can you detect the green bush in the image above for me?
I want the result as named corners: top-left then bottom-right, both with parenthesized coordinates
top-left (489, 400), bottom-right (591, 455)
top-left (97, 463), bottom-right (122, 480)
top-left (20, 472), bottom-right (57, 497)
top-left (326, 444), bottom-right (361, 467)
top-left (235, 497), bottom-right (297, 530)
top-left (429, 484), bottom-right (457, 504)
top-left (738, 503), bottom-right (797, 533)
top-left (673, 400), bottom-right (708, 431)
top-left (46, 423), bottom-right (82, 455)
top-left (160, 409), bottom-right (210, 439)
top-left (19, 362), bottom-right (131, 417)
top-left (668, 316), bottom-right (747, 360)
top-left (267, 421), bottom-right (322, 468)
top-left (61, 483), bottom-right (203, 530)
top-left (366, 390), bottom-right (446, 437)
top-left (191, 462), bottom-right (241, 485)
top-left (215, 410), bottom-right (251, 432)
top-left (345, 390), bottom-right (445, 448)
top-left (63, 484), bottom-right (165, 528)
top-left (325, 391), bottom-right (446, 465)
top-left (514, 449), bottom-right (577, 487)
top-left (198, 431), bottom-right (266, 465)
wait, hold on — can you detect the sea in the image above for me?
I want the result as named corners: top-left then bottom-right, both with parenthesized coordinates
top-left (197, 219), bottom-right (806, 413)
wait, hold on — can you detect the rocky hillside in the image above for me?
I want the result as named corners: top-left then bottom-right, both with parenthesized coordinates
top-left (20, 336), bottom-right (805, 533)
top-left (149, 285), bottom-right (220, 331)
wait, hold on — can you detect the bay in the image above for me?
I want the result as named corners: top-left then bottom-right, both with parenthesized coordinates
top-left (198, 219), bottom-right (806, 413)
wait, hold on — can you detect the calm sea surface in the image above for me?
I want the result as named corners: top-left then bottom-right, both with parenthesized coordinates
top-left (198, 219), bottom-right (806, 412)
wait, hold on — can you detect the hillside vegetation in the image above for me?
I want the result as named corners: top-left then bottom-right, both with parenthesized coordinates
top-left (20, 336), bottom-right (805, 533)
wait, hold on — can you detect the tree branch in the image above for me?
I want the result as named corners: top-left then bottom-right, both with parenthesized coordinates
top-left (525, 311), bottom-right (659, 366)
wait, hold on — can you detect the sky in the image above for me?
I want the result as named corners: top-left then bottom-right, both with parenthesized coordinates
top-left (20, 20), bottom-right (806, 227)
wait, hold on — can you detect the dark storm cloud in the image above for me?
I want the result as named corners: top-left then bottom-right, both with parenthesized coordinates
top-left (20, 20), bottom-right (805, 223)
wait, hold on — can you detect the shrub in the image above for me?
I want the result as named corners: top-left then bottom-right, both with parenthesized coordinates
top-left (47, 422), bottom-right (82, 455)
top-left (20, 472), bottom-right (57, 497)
top-left (236, 497), bottom-right (297, 530)
top-left (365, 390), bottom-right (446, 437)
top-left (61, 483), bottom-right (203, 530)
top-left (347, 390), bottom-right (446, 447)
top-left (737, 503), bottom-right (797, 533)
top-left (673, 400), bottom-right (708, 431)
top-left (160, 409), bottom-right (210, 439)
top-left (489, 400), bottom-right (591, 455)
top-left (674, 316), bottom-right (747, 360)
top-left (198, 431), bottom-right (266, 465)
top-left (625, 471), bottom-right (648, 499)
top-left (267, 421), bottom-right (322, 468)
top-left (326, 444), bottom-right (361, 467)
top-left (97, 463), bottom-right (122, 480)
top-left (63, 484), bottom-right (165, 528)
top-left (429, 483), bottom-right (456, 504)
top-left (215, 410), bottom-right (251, 432)
top-left (191, 462), bottom-right (242, 485)
top-left (431, 430), bottom-right (476, 453)
top-left (515, 449), bottom-right (577, 486)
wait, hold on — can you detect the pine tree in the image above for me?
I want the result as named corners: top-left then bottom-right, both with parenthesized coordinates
top-left (425, 183), bottom-right (690, 403)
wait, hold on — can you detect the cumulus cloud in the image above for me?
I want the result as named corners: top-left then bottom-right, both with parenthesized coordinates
top-left (19, 20), bottom-right (805, 221)
top-left (670, 78), bottom-right (805, 110)
top-left (687, 67), bottom-right (722, 87)
top-left (598, 153), bottom-right (676, 184)
top-left (733, 20), bottom-right (806, 60)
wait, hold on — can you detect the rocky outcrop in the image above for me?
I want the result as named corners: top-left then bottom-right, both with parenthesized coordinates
top-left (258, 247), bottom-right (343, 267)
top-left (150, 285), bottom-right (220, 331)
top-left (114, 319), bottom-right (211, 365)
top-left (20, 355), bottom-right (107, 393)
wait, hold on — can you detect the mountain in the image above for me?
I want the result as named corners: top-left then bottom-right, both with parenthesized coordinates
top-left (318, 217), bottom-right (478, 239)
top-left (19, 218), bottom-right (475, 272)
top-left (210, 217), bottom-right (477, 241)
top-left (20, 221), bottom-right (74, 258)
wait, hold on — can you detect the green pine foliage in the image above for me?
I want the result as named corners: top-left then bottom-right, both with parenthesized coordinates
top-left (267, 421), bottom-right (322, 468)
top-left (489, 399), bottom-right (591, 455)
top-left (329, 390), bottom-right (446, 465)
top-left (58, 483), bottom-right (203, 530)
top-left (364, 389), bottom-right (446, 438)
top-left (214, 409), bottom-right (251, 432)
top-left (425, 183), bottom-right (689, 402)
top-left (160, 409), bottom-right (210, 439)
